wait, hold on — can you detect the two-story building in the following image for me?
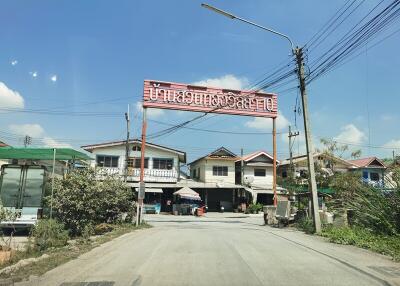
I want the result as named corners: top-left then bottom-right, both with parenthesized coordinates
top-left (82, 139), bottom-right (187, 211)
top-left (188, 147), bottom-right (248, 211)
top-left (235, 151), bottom-right (284, 205)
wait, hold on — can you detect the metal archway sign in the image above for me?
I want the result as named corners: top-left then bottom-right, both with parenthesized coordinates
top-left (136, 79), bottom-right (278, 225)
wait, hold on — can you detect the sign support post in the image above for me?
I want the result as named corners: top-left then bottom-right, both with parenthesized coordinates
top-left (272, 118), bottom-right (277, 207)
top-left (137, 107), bottom-right (147, 226)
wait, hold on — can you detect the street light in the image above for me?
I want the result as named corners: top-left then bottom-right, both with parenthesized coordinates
top-left (201, 3), bottom-right (321, 233)
top-left (201, 4), bottom-right (294, 52)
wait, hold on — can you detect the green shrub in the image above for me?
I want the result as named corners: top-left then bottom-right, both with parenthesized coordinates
top-left (330, 171), bottom-right (400, 235)
top-left (31, 219), bottom-right (69, 251)
top-left (46, 169), bottom-right (134, 236)
top-left (322, 225), bottom-right (400, 261)
top-left (248, 203), bottom-right (263, 214)
top-left (296, 217), bottom-right (315, 234)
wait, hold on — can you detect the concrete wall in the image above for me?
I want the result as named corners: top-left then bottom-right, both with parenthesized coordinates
top-left (191, 158), bottom-right (236, 184)
top-left (89, 144), bottom-right (179, 170)
top-left (243, 165), bottom-right (273, 187)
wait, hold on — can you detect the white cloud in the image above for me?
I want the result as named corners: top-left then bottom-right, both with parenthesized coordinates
top-left (9, 123), bottom-right (44, 137)
top-left (50, 75), bottom-right (57, 82)
top-left (192, 74), bottom-right (249, 90)
top-left (8, 123), bottom-right (71, 148)
top-left (0, 82), bottom-right (24, 109)
top-left (135, 101), bottom-right (165, 119)
top-left (11, 60), bottom-right (18, 66)
top-left (380, 114), bottom-right (395, 122)
top-left (383, 139), bottom-right (400, 149)
top-left (334, 124), bottom-right (366, 144)
top-left (42, 137), bottom-right (72, 148)
top-left (29, 71), bottom-right (38, 78)
top-left (245, 111), bottom-right (290, 131)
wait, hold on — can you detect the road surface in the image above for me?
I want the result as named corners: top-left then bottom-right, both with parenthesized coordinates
top-left (18, 213), bottom-right (400, 286)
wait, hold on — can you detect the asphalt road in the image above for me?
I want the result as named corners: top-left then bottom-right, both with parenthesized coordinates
top-left (18, 214), bottom-right (400, 286)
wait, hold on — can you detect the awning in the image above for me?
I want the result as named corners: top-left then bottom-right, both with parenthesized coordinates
top-left (173, 186), bottom-right (201, 201)
top-left (135, 188), bottom-right (163, 193)
top-left (0, 147), bottom-right (92, 160)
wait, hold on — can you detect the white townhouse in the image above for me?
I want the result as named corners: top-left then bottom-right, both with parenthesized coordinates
top-left (81, 139), bottom-right (186, 184)
top-left (235, 151), bottom-right (284, 205)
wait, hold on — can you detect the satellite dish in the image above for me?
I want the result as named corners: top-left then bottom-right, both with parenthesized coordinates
top-left (244, 175), bottom-right (254, 185)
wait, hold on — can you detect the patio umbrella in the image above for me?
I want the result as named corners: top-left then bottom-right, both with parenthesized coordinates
top-left (173, 186), bottom-right (201, 201)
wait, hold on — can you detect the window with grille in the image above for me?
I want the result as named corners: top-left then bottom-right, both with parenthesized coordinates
top-left (213, 166), bottom-right (228, 176)
top-left (153, 158), bottom-right (173, 170)
top-left (127, 157), bottom-right (148, 168)
top-left (254, 169), bottom-right (266, 176)
top-left (370, 172), bottom-right (380, 181)
top-left (96, 155), bottom-right (119, 168)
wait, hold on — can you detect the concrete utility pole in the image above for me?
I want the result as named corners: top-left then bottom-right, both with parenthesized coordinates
top-left (295, 47), bottom-right (321, 233)
top-left (201, 3), bottom-right (322, 233)
top-left (240, 148), bottom-right (244, 185)
top-left (288, 125), bottom-right (299, 178)
top-left (23, 135), bottom-right (32, 147)
top-left (124, 104), bottom-right (130, 183)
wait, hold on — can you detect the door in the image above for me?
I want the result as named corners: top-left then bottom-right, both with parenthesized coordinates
top-left (0, 166), bottom-right (23, 208)
top-left (21, 166), bottom-right (45, 217)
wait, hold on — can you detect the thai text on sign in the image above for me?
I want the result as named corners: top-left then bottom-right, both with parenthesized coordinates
top-left (143, 80), bottom-right (277, 118)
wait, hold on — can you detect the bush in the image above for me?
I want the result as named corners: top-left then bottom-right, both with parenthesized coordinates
top-left (330, 171), bottom-right (400, 235)
top-left (296, 217), bottom-right (315, 234)
top-left (248, 203), bottom-right (263, 214)
top-left (322, 225), bottom-right (400, 261)
top-left (31, 219), bottom-right (69, 251)
top-left (46, 169), bottom-right (134, 236)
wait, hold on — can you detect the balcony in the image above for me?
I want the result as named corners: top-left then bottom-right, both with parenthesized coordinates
top-left (97, 167), bottom-right (178, 183)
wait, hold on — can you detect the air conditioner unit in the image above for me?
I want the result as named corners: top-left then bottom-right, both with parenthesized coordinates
top-left (243, 175), bottom-right (254, 186)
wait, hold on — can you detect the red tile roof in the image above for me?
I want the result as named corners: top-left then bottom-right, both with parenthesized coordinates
top-left (0, 141), bottom-right (8, 147)
top-left (239, 150), bottom-right (276, 162)
top-left (348, 157), bottom-right (386, 168)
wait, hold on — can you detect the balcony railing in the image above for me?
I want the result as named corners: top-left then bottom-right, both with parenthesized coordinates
top-left (97, 167), bottom-right (178, 183)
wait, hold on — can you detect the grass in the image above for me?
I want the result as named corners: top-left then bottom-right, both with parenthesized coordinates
top-left (0, 223), bottom-right (151, 283)
top-left (321, 225), bottom-right (400, 261)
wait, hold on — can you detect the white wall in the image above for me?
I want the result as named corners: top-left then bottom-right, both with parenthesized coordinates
top-left (244, 166), bottom-right (273, 187)
top-left (191, 158), bottom-right (236, 184)
top-left (88, 144), bottom-right (180, 171)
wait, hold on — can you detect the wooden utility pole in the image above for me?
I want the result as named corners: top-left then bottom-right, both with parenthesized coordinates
top-left (272, 118), bottom-right (277, 207)
top-left (295, 47), bottom-right (321, 233)
top-left (124, 104), bottom-right (130, 183)
top-left (288, 125), bottom-right (299, 178)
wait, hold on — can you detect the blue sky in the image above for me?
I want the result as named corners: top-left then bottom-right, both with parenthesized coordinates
top-left (0, 0), bottom-right (399, 162)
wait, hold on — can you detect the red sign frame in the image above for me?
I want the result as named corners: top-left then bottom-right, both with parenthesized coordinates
top-left (143, 80), bottom-right (277, 118)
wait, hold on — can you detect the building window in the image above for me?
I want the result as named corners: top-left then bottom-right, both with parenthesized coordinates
top-left (153, 158), bottom-right (173, 170)
top-left (96, 155), bottom-right (119, 168)
top-left (192, 169), bottom-right (197, 178)
top-left (254, 169), bottom-right (266, 177)
top-left (127, 157), bottom-right (149, 168)
top-left (132, 145), bottom-right (141, 151)
top-left (282, 171), bottom-right (288, 178)
top-left (370, 172), bottom-right (380, 181)
top-left (213, 166), bottom-right (228, 176)
top-left (362, 171), bottom-right (368, 179)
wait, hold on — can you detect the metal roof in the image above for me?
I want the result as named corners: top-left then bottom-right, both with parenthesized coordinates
top-left (0, 147), bottom-right (92, 160)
